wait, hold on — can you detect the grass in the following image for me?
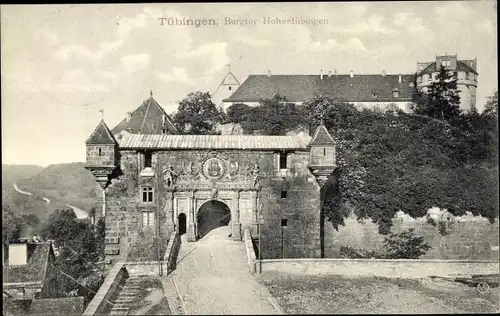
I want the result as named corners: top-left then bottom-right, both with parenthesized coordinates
top-left (257, 272), bottom-right (500, 314)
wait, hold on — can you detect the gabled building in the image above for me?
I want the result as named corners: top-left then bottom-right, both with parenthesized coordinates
top-left (223, 71), bottom-right (416, 112)
top-left (211, 66), bottom-right (241, 108)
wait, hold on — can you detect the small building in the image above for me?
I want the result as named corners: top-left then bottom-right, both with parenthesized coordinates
top-left (3, 241), bottom-right (58, 300)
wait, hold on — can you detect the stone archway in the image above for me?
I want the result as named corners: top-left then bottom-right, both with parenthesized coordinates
top-left (196, 200), bottom-right (231, 240)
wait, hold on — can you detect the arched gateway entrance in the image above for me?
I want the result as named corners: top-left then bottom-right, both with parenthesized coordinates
top-left (196, 200), bottom-right (231, 239)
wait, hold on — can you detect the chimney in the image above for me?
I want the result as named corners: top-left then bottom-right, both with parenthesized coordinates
top-left (398, 74), bottom-right (402, 83)
top-left (320, 69), bottom-right (324, 80)
top-left (126, 112), bottom-right (132, 122)
top-left (267, 69), bottom-right (271, 77)
top-left (334, 69), bottom-right (337, 75)
top-left (382, 70), bottom-right (386, 77)
top-left (328, 71), bottom-right (332, 77)
top-left (9, 242), bottom-right (28, 266)
top-left (350, 70), bottom-right (354, 78)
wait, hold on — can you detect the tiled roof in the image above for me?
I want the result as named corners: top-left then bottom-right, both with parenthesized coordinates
top-left (85, 120), bottom-right (117, 145)
top-left (4, 243), bottom-right (53, 284)
top-left (309, 123), bottom-right (335, 146)
top-left (118, 133), bottom-right (311, 150)
top-left (112, 96), bottom-right (178, 135)
top-left (223, 74), bottom-right (416, 103)
top-left (418, 61), bottom-right (478, 76)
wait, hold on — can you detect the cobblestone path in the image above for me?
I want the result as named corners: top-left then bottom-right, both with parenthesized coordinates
top-left (165, 226), bottom-right (282, 315)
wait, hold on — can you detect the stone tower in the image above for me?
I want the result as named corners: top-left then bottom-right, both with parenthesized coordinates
top-left (308, 122), bottom-right (336, 187)
top-left (416, 54), bottom-right (478, 112)
top-left (84, 120), bottom-right (118, 191)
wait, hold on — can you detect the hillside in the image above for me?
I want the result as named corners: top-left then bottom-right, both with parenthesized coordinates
top-left (2, 164), bottom-right (45, 190)
top-left (17, 162), bottom-right (101, 212)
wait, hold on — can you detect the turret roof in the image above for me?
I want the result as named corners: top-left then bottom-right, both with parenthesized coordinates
top-left (309, 123), bottom-right (335, 146)
top-left (85, 120), bottom-right (117, 145)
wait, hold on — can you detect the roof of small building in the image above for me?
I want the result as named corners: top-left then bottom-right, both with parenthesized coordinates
top-left (85, 120), bottom-right (117, 145)
top-left (309, 123), bottom-right (335, 146)
top-left (4, 297), bottom-right (85, 316)
top-left (223, 74), bottom-right (416, 103)
top-left (118, 133), bottom-right (312, 150)
top-left (112, 95), bottom-right (178, 135)
top-left (418, 61), bottom-right (478, 76)
top-left (3, 243), bottom-right (53, 285)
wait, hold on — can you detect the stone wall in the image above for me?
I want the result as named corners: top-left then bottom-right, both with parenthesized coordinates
top-left (83, 263), bottom-right (128, 316)
top-left (259, 258), bottom-right (499, 278)
top-left (324, 209), bottom-right (500, 260)
top-left (164, 231), bottom-right (181, 275)
top-left (244, 229), bottom-right (257, 274)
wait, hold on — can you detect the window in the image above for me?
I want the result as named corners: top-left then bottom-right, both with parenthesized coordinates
top-left (98, 148), bottom-right (102, 156)
top-left (144, 151), bottom-right (152, 168)
top-left (453, 72), bottom-right (458, 79)
top-left (466, 72), bottom-right (470, 80)
top-left (142, 187), bottom-right (154, 203)
top-left (142, 211), bottom-right (154, 228)
top-left (279, 152), bottom-right (288, 170)
top-left (323, 148), bottom-right (326, 156)
top-left (228, 86), bottom-right (232, 91)
top-left (281, 219), bottom-right (288, 227)
top-left (161, 128), bottom-right (168, 134)
top-left (372, 93), bottom-right (378, 98)
top-left (281, 191), bottom-right (287, 199)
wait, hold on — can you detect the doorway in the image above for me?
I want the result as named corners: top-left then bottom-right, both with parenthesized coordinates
top-left (178, 213), bottom-right (187, 236)
top-left (196, 200), bottom-right (231, 239)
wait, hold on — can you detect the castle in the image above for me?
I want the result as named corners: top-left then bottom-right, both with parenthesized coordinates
top-left (220, 54), bottom-right (478, 112)
top-left (85, 95), bottom-right (336, 263)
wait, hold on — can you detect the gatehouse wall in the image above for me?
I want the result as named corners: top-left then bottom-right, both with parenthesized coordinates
top-left (104, 148), bottom-right (323, 263)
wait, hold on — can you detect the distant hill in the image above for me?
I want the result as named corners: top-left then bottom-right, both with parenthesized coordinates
top-left (2, 164), bottom-right (45, 191)
top-left (17, 162), bottom-right (101, 212)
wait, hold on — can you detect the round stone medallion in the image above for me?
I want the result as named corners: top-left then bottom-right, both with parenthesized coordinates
top-left (203, 157), bottom-right (225, 179)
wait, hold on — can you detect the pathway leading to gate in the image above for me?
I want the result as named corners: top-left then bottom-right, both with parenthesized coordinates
top-left (165, 226), bottom-right (282, 315)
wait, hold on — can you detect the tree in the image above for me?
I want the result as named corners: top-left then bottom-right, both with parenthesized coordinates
top-left (226, 103), bottom-right (252, 123)
top-left (41, 208), bottom-right (104, 303)
top-left (382, 229), bottom-right (432, 259)
top-left (483, 90), bottom-right (498, 118)
top-left (172, 91), bottom-right (222, 135)
top-left (2, 205), bottom-right (23, 244)
top-left (411, 65), bottom-right (461, 121)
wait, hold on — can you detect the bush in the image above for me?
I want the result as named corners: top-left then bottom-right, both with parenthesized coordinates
top-left (340, 229), bottom-right (431, 259)
top-left (383, 229), bottom-right (431, 259)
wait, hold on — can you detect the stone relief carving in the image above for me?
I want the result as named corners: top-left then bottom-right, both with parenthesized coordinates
top-left (227, 161), bottom-right (239, 180)
top-left (163, 164), bottom-right (178, 187)
top-left (203, 157), bottom-right (226, 180)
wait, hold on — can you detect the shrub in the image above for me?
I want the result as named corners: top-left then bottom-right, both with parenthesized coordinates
top-left (340, 229), bottom-right (431, 259)
top-left (383, 229), bottom-right (431, 259)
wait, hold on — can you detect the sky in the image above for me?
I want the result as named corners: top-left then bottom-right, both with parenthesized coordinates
top-left (1, 1), bottom-right (497, 166)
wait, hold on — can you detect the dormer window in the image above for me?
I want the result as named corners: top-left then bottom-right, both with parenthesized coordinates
top-left (162, 114), bottom-right (166, 126)
top-left (392, 89), bottom-right (400, 98)
top-left (372, 93), bottom-right (378, 98)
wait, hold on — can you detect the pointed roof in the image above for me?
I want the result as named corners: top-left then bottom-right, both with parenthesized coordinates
top-left (85, 120), bottom-right (117, 145)
top-left (212, 71), bottom-right (241, 96)
top-left (111, 95), bottom-right (178, 135)
top-left (309, 123), bottom-right (335, 146)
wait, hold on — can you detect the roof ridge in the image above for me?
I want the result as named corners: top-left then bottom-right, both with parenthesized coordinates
top-left (140, 97), bottom-right (153, 133)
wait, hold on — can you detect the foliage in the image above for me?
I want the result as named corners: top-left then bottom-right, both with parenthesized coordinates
top-left (382, 229), bottom-right (432, 259)
top-left (339, 246), bottom-right (382, 259)
top-left (172, 91), bottom-right (222, 135)
top-left (2, 205), bottom-right (23, 244)
top-left (411, 65), bottom-right (461, 121)
top-left (41, 208), bottom-right (104, 303)
top-left (340, 229), bottom-right (431, 259)
top-left (225, 95), bottom-right (308, 135)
